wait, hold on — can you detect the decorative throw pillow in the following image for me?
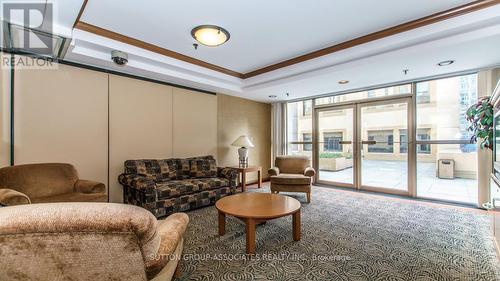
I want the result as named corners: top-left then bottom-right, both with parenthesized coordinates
top-left (189, 159), bottom-right (217, 178)
top-left (124, 160), bottom-right (160, 178)
top-left (176, 159), bottom-right (191, 179)
top-left (158, 159), bottom-right (177, 180)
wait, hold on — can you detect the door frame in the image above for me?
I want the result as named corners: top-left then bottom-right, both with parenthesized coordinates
top-left (314, 103), bottom-right (357, 189)
top-left (313, 94), bottom-right (416, 197)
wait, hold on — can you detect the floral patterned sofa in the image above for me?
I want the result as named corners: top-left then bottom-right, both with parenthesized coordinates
top-left (118, 156), bottom-right (240, 218)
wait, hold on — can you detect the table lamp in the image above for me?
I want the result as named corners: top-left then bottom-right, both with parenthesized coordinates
top-left (231, 135), bottom-right (255, 168)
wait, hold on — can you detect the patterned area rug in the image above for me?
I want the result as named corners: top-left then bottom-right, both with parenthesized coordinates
top-left (177, 185), bottom-right (500, 280)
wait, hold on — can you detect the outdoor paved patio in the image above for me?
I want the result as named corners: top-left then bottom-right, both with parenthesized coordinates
top-left (319, 159), bottom-right (477, 204)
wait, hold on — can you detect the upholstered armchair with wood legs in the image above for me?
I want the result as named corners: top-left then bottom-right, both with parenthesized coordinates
top-left (0, 163), bottom-right (107, 206)
top-left (268, 155), bottom-right (316, 203)
top-left (0, 202), bottom-right (189, 281)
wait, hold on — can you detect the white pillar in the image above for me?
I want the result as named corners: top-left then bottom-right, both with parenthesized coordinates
top-left (477, 69), bottom-right (499, 208)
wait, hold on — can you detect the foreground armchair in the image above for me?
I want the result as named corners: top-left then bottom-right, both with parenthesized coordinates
top-left (269, 155), bottom-right (316, 203)
top-left (0, 163), bottom-right (106, 206)
top-left (0, 202), bottom-right (189, 281)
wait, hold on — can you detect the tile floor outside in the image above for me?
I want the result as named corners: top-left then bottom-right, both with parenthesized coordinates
top-left (319, 159), bottom-right (478, 204)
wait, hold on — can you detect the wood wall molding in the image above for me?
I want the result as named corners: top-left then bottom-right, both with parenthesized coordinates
top-left (73, 0), bottom-right (88, 28)
top-left (242, 0), bottom-right (500, 78)
top-left (73, 0), bottom-right (500, 79)
top-left (74, 22), bottom-right (244, 78)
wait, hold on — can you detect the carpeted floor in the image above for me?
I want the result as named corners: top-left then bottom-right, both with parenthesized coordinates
top-left (177, 185), bottom-right (500, 280)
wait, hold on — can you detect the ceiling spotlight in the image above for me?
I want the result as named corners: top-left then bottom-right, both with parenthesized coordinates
top-left (338, 80), bottom-right (349, 85)
top-left (437, 60), bottom-right (455, 66)
top-left (268, 95), bottom-right (277, 98)
top-left (191, 25), bottom-right (230, 47)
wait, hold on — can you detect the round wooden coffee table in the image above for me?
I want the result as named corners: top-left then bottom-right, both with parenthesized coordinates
top-left (215, 193), bottom-right (301, 254)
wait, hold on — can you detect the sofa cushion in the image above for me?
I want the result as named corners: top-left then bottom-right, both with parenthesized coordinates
top-left (270, 173), bottom-right (311, 185)
top-left (173, 156), bottom-right (215, 180)
top-left (275, 155), bottom-right (311, 174)
top-left (189, 159), bottom-right (217, 178)
top-left (155, 178), bottom-right (229, 199)
top-left (125, 160), bottom-right (160, 179)
top-left (158, 159), bottom-right (177, 180)
top-left (175, 159), bottom-right (191, 179)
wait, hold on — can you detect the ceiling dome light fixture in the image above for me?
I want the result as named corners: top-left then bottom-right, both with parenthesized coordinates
top-left (437, 60), bottom-right (455, 66)
top-left (191, 25), bottom-right (230, 47)
top-left (338, 80), bottom-right (349, 84)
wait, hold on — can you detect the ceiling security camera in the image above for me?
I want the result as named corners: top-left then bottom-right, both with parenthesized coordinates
top-left (111, 50), bottom-right (128, 66)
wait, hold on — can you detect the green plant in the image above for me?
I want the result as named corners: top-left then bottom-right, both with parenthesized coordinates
top-left (466, 96), bottom-right (493, 150)
top-left (319, 152), bottom-right (344, 158)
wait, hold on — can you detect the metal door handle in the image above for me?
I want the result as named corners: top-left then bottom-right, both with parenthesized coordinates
top-left (361, 140), bottom-right (376, 145)
top-left (339, 141), bottom-right (352, 144)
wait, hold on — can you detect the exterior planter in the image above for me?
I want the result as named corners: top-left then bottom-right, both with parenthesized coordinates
top-left (319, 157), bottom-right (353, 171)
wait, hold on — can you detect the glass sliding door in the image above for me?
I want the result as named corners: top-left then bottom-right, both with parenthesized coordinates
top-left (358, 98), bottom-right (411, 195)
top-left (286, 74), bottom-right (480, 204)
top-left (415, 74), bottom-right (478, 204)
top-left (316, 105), bottom-right (355, 187)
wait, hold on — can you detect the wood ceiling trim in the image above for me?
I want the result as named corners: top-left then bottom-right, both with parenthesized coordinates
top-left (74, 21), bottom-right (244, 78)
top-left (73, 0), bottom-right (89, 28)
top-left (73, 0), bottom-right (499, 80)
top-left (242, 0), bottom-right (500, 78)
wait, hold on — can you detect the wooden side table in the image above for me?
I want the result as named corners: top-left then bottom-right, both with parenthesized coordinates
top-left (230, 166), bottom-right (262, 192)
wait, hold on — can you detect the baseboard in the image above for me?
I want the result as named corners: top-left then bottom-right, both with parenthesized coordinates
top-left (243, 177), bottom-right (270, 185)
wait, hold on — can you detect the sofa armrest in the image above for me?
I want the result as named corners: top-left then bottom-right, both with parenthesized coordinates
top-left (217, 167), bottom-right (238, 188)
top-left (75, 179), bottom-right (106, 194)
top-left (118, 174), bottom-right (156, 192)
top-left (268, 167), bottom-right (280, 176)
top-left (304, 167), bottom-right (316, 177)
top-left (145, 213), bottom-right (189, 279)
top-left (0, 188), bottom-right (31, 206)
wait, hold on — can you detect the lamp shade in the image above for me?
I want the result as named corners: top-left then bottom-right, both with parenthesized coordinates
top-left (231, 135), bottom-right (255, 148)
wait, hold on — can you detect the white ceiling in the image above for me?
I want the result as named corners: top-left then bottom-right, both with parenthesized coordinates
top-left (0, 0), bottom-right (83, 37)
top-left (80, 0), bottom-right (475, 73)
top-left (2, 0), bottom-right (499, 104)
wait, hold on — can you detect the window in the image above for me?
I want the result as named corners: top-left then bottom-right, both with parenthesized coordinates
top-left (417, 130), bottom-right (431, 154)
top-left (416, 73), bottom-right (478, 204)
top-left (367, 130), bottom-right (393, 153)
top-left (398, 85), bottom-right (411, 94)
top-left (323, 132), bottom-right (343, 152)
top-left (287, 100), bottom-right (312, 156)
top-left (399, 129), bottom-right (431, 153)
top-left (303, 133), bottom-right (312, 151)
top-left (302, 100), bottom-right (312, 116)
top-left (416, 82), bottom-right (430, 104)
top-left (315, 84), bottom-right (411, 105)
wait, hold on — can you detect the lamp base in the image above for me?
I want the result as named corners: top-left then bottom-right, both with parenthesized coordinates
top-left (238, 147), bottom-right (249, 168)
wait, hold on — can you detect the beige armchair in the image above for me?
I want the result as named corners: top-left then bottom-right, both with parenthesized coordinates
top-left (268, 155), bottom-right (316, 202)
top-left (0, 202), bottom-right (189, 281)
top-left (0, 163), bottom-right (107, 206)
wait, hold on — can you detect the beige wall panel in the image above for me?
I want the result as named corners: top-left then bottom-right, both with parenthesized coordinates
top-left (217, 94), bottom-right (272, 183)
top-left (0, 52), bottom-right (11, 168)
top-left (109, 75), bottom-right (173, 202)
top-left (13, 62), bottom-right (108, 191)
top-left (172, 88), bottom-right (217, 158)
